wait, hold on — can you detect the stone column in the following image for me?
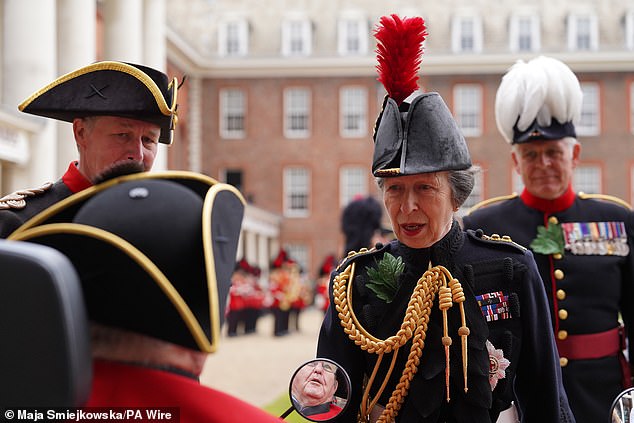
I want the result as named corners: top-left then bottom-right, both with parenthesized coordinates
top-left (3, 0), bottom-right (57, 190)
top-left (245, 230), bottom-right (258, 267)
top-left (102, 0), bottom-right (143, 62)
top-left (56, 0), bottom-right (97, 174)
top-left (143, 0), bottom-right (168, 171)
top-left (188, 76), bottom-right (203, 172)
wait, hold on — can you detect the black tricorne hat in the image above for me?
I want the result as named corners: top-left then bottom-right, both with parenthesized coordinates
top-left (18, 61), bottom-right (178, 145)
top-left (372, 15), bottom-right (471, 177)
top-left (8, 171), bottom-right (245, 353)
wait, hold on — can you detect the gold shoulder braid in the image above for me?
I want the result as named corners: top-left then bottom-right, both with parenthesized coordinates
top-left (578, 192), bottom-right (632, 210)
top-left (0, 182), bottom-right (54, 210)
top-left (333, 261), bottom-right (469, 423)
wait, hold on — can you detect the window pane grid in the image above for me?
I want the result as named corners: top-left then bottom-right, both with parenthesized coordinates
top-left (454, 85), bottom-right (482, 137)
top-left (340, 167), bottom-right (367, 206)
top-left (284, 167), bottom-right (310, 216)
top-left (341, 87), bottom-right (367, 137)
top-left (574, 166), bottom-right (601, 194)
top-left (221, 89), bottom-right (245, 138)
top-left (285, 89), bottom-right (310, 137)
top-left (578, 83), bottom-right (600, 136)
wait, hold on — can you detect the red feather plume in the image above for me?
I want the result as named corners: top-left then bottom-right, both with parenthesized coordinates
top-left (375, 14), bottom-right (427, 105)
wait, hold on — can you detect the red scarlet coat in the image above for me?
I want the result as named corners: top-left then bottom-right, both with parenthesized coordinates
top-left (86, 359), bottom-right (282, 423)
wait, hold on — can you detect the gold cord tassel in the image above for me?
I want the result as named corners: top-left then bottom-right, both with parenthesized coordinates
top-left (450, 277), bottom-right (470, 392)
top-left (438, 285), bottom-right (453, 401)
top-left (333, 261), bottom-right (470, 423)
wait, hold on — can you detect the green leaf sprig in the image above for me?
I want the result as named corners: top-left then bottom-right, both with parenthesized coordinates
top-left (529, 223), bottom-right (565, 255)
top-left (365, 253), bottom-right (405, 303)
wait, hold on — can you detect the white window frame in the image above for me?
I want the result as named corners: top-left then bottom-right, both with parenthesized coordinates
top-left (451, 15), bottom-right (483, 53)
top-left (574, 165), bottom-right (601, 194)
top-left (284, 88), bottom-right (311, 139)
top-left (567, 14), bottom-right (599, 51)
top-left (281, 17), bottom-right (312, 57)
top-left (340, 86), bottom-right (368, 138)
top-left (453, 84), bottom-right (482, 137)
top-left (337, 15), bottom-right (368, 56)
top-left (219, 89), bottom-right (246, 139)
top-left (283, 167), bottom-right (310, 217)
top-left (577, 82), bottom-right (600, 137)
top-left (218, 19), bottom-right (249, 57)
top-left (509, 14), bottom-right (540, 53)
top-left (339, 166), bottom-right (368, 207)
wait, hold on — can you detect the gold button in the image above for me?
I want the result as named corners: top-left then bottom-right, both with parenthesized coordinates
top-left (556, 289), bottom-right (566, 300)
top-left (558, 330), bottom-right (568, 340)
top-left (560, 357), bottom-right (568, 367)
top-left (554, 269), bottom-right (564, 280)
top-left (553, 253), bottom-right (562, 260)
top-left (558, 309), bottom-right (568, 320)
top-left (491, 234), bottom-right (501, 240)
top-left (549, 216), bottom-right (559, 225)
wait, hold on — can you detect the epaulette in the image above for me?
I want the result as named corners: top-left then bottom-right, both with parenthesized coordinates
top-left (467, 229), bottom-right (527, 253)
top-left (0, 182), bottom-right (54, 211)
top-left (335, 246), bottom-right (383, 272)
top-left (465, 192), bottom-right (519, 215)
top-left (578, 192), bottom-right (632, 210)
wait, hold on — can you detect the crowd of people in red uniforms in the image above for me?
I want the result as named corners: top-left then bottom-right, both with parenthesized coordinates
top-left (226, 249), bottom-right (319, 337)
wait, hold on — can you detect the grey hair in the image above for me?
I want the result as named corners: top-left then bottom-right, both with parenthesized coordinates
top-left (449, 166), bottom-right (478, 208)
top-left (376, 166), bottom-right (479, 209)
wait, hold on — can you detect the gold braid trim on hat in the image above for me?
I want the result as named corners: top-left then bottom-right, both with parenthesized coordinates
top-left (333, 261), bottom-right (469, 423)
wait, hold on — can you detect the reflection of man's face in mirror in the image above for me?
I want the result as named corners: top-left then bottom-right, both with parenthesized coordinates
top-left (292, 360), bottom-right (338, 407)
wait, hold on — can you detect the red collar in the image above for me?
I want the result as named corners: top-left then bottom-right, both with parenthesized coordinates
top-left (61, 162), bottom-right (92, 193)
top-left (519, 185), bottom-right (576, 214)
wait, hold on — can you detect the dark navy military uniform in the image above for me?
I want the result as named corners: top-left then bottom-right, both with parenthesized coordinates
top-left (317, 221), bottom-right (574, 423)
top-left (0, 162), bottom-right (90, 238)
top-left (462, 187), bottom-right (634, 423)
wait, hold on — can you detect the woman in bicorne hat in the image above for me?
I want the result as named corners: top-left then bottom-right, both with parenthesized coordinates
top-left (316, 14), bottom-right (575, 423)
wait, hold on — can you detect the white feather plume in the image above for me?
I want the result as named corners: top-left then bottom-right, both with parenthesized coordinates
top-left (495, 56), bottom-right (582, 144)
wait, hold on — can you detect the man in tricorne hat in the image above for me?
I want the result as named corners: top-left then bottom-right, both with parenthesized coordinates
top-left (8, 171), bottom-right (281, 422)
top-left (0, 61), bottom-right (179, 238)
top-left (317, 16), bottom-right (574, 423)
top-left (462, 56), bottom-right (634, 423)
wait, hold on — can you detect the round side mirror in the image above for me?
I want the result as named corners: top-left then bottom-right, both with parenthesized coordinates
top-left (282, 358), bottom-right (351, 422)
top-left (610, 387), bottom-right (634, 423)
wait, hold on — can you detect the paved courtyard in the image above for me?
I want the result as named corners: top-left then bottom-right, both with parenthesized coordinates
top-left (200, 307), bottom-right (325, 407)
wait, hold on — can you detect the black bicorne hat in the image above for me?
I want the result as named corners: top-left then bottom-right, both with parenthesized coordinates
top-left (373, 93), bottom-right (472, 177)
top-left (18, 61), bottom-right (178, 144)
top-left (8, 171), bottom-right (245, 353)
top-left (372, 15), bottom-right (471, 177)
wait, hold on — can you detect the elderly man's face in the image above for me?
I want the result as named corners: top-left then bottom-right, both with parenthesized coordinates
top-left (292, 361), bottom-right (338, 407)
top-left (511, 139), bottom-right (580, 200)
top-left (382, 172), bottom-right (455, 249)
top-left (73, 116), bottom-right (160, 183)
